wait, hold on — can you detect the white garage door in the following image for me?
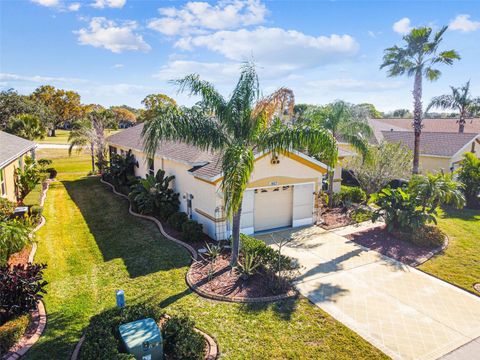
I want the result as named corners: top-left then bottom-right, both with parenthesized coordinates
top-left (292, 183), bottom-right (314, 227)
top-left (254, 186), bottom-right (293, 232)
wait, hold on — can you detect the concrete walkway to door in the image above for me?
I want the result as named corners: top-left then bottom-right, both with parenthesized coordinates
top-left (257, 226), bottom-right (480, 360)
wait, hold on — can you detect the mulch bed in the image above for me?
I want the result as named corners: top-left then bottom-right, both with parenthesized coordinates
top-left (320, 207), bottom-right (355, 230)
top-left (188, 253), bottom-right (290, 299)
top-left (346, 226), bottom-right (440, 266)
top-left (7, 245), bottom-right (32, 267)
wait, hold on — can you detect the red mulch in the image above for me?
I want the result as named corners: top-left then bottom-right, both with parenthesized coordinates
top-left (346, 226), bottom-right (438, 266)
top-left (7, 245), bottom-right (32, 267)
top-left (320, 207), bottom-right (354, 230)
top-left (189, 253), bottom-right (289, 299)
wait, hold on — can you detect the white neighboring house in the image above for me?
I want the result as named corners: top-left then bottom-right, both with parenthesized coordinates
top-left (107, 124), bottom-right (349, 240)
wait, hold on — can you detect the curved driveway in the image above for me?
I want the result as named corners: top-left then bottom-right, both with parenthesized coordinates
top-left (258, 226), bottom-right (480, 360)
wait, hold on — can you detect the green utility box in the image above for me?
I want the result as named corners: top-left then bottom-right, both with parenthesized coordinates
top-left (119, 318), bottom-right (163, 360)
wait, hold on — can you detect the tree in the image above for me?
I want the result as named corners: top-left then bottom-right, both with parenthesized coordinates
top-left (69, 107), bottom-right (116, 173)
top-left (345, 142), bottom-right (412, 195)
top-left (380, 26), bottom-right (460, 174)
top-left (357, 103), bottom-right (383, 119)
top-left (0, 89), bottom-right (49, 131)
top-left (392, 109), bottom-right (412, 118)
top-left (305, 101), bottom-right (372, 205)
top-left (6, 114), bottom-right (46, 140)
top-left (142, 63), bottom-right (337, 266)
top-left (427, 81), bottom-right (480, 133)
top-left (31, 85), bottom-right (83, 136)
top-left (457, 152), bottom-right (480, 209)
top-left (111, 106), bottom-right (137, 128)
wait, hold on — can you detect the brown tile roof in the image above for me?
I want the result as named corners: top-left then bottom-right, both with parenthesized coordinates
top-left (378, 118), bottom-right (480, 133)
top-left (0, 131), bottom-right (36, 169)
top-left (381, 131), bottom-right (479, 157)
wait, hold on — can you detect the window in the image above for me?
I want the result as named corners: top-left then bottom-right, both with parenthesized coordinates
top-left (0, 169), bottom-right (6, 197)
top-left (148, 158), bottom-right (154, 176)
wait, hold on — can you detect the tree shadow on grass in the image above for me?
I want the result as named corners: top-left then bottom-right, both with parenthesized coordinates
top-left (63, 177), bottom-right (191, 278)
top-left (440, 207), bottom-right (480, 221)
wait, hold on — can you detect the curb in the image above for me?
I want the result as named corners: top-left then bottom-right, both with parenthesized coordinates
top-left (2, 180), bottom-right (51, 360)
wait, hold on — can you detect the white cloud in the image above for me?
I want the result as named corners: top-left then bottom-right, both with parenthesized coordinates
top-left (75, 17), bottom-right (151, 53)
top-left (68, 3), bottom-right (81, 11)
top-left (147, 0), bottom-right (267, 36)
top-left (31, 0), bottom-right (60, 7)
top-left (113, 64), bottom-right (124, 68)
top-left (0, 72), bottom-right (87, 84)
top-left (91, 0), bottom-right (126, 9)
top-left (393, 17), bottom-right (412, 35)
top-left (449, 14), bottom-right (480, 32)
top-left (175, 27), bottom-right (359, 69)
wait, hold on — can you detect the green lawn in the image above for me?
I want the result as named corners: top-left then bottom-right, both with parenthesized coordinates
top-left (419, 208), bottom-right (480, 295)
top-left (36, 129), bottom-right (121, 145)
top-left (25, 150), bottom-right (388, 360)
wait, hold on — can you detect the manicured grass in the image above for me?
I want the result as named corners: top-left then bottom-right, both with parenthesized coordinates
top-left (36, 129), bottom-right (121, 145)
top-left (419, 208), bottom-right (480, 295)
top-left (37, 149), bottom-right (93, 175)
top-left (25, 150), bottom-right (388, 360)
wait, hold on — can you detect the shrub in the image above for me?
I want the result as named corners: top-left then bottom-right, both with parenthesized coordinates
top-left (0, 220), bottom-right (33, 265)
top-left (30, 205), bottom-right (43, 219)
top-left (22, 182), bottom-right (43, 208)
top-left (162, 315), bottom-right (205, 360)
top-left (0, 199), bottom-right (15, 222)
top-left (340, 186), bottom-right (366, 204)
top-left (411, 226), bottom-right (446, 248)
top-left (167, 212), bottom-right (188, 231)
top-left (81, 304), bottom-right (163, 360)
top-left (46, 167), bottom-right (57, 179)
top-left (0, 314), bottom-right (30, 353)
top-left (157, 202), bottom-right (178, 221)
top-left (182, 220), bottom-right (203, 242)
top-left (15, 157), bottom-right (41, 201)
top-left (0, 263), bottom-right (47, 323)
top-left (349, 207), bottom-right (372, 223)
top-left (457, 152), bottom-right (480, 209)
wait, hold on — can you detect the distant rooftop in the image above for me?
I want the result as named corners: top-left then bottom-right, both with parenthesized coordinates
top-left (378, 118), bottom-right (480, 134)
top-left (0, 131), bottom-right (36, 169)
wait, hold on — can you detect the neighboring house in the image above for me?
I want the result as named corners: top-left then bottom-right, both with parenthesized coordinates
top-left (107, 124), bottom-right (349, 240)
top-left (0, 131), bottom-right (36, 202)
top-left (337, 118), bottom-right (480, 174)
top-left (378, 118), bottom-right (480, 133)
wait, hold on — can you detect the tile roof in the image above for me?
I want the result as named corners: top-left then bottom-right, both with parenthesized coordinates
top-left (336, 118), bottom-right (407, 145)
top-left (0, 131), bottom-right (36, 169)
top-left (378, 118), bottom-right (480, 134)
top-left (381, 131), bottom-right (479, 157)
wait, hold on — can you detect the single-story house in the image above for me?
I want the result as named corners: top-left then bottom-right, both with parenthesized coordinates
top-left (337, 119), bottom-right (480, 174)
top-left (378, 118), bottom-right (480, 134)
top-left (107, 124), bottom-right (349, 240)
top-left (0, 131), bottom-right (36, 202)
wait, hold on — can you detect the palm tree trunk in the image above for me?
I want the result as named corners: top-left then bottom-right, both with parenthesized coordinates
top-left (230, 206), bottom-right (242, 267)
top-left (412, 70), bottom-right (423, 174)
top-left (90, 143), bottom-right (95, 173)
top-left (327, 168), bottom-right (334, 207)
top-left (458, 111), bottom-right (466, 133)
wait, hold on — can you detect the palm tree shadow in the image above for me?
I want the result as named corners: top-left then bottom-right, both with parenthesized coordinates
top-left (62, 177), bottom-right (191, 278)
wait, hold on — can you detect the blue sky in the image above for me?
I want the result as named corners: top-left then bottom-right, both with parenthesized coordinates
top-left (1, 0), bottom-right (479, 111)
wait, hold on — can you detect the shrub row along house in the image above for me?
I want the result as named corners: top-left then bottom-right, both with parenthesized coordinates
top-left (338, 118), bottom-right (480, 174)
top-left (0, 131), bottom-right (36, 202)
top-left (107, 124), bottom-right (350, 240)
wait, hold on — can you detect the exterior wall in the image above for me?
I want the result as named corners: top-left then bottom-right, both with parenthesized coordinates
top-left (0, 152), bottom-right (31, 203)
top-left (418, 156), bottom-right (451, 174)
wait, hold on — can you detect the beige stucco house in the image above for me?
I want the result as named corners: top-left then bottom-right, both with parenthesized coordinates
top-left (107, 124), bottom-right (348, 240)
top-left (0, 131), bottom-right (36, 203)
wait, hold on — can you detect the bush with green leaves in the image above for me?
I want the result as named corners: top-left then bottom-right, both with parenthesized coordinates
top-left (80, 304), bottom-right (163, 360)
top-left (108, 150), bottom-right (138, 186)
top-left (410, 225), bottom-right (446, 248)
top-left (0, 219), bottom-right (33, 265)
top-left (0, 198), bottom-right (15, 222)
top-left (339, 186), bottom-right (367, 204)
top-left (15, 157), bottom-right (41, 201)
top-left (0, 263), bottom-right (47, 323)
top-left (181, 220), bottom-right (203, 242)
top-left (30, 205), bottom-right (43, 220)
top-left (129, 169), bottom-right (179, 217)
top-left (0, 314), bottom-right (30, 352)
top-left (162, 315), bottom-right (205, 360)
top-left (457, 152), bottom-right (480, 209)
top-left (349, 207), bottom-right (373, 223)
top-left (167, 212), bottom-right (188, 231)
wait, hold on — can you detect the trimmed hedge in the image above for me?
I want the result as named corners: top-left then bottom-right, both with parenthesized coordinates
top-left (181, 220), bottom-right (203, 243)
top-left (411, 226), bottom-right (446, 248)
top-left (340, 186), bottom-right (367, 204)
top-left (163, 315), bottom-right (205, 360)
top-left (0, 314), bottom-right (30, 354)
top-left (167, 212), bottom-right (188, 232)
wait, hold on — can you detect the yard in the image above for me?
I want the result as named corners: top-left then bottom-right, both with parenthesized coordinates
top-left (25, 149), bottom-right (388, 359)
top-left (36, 129), bottom-right (121, 145)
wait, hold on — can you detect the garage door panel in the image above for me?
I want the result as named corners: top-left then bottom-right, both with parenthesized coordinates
top-left (254, 187), bottom-right (293, 232)
top-left (293, 183), bottom-right (314, 227)
top-left (240, 190), bottom-right (254, 234)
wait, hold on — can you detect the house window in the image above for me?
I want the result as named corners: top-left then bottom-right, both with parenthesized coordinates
top-left (0, 169), bottom-right (6, 197)
top-left (148, 158), bottom-right (155, 176)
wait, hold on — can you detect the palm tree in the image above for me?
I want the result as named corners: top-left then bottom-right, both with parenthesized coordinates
top-left (6, 114), bottom-right (46, 140)
top-left (305, 101), bottom-right (372, 205)
top-left (69, 107), bottom-right (116, 173)
top-left (380, 26), bottom-right (460, 174)
top-left (427, 81), bottom-right (480, 133)
top-left (142, 63), bottom-right (337, 266)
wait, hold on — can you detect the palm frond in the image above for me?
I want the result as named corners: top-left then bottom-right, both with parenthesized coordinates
top-left (173, 74), bottom-right (226, 114)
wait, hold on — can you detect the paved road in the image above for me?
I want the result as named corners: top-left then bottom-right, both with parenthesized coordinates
top-left (258, 226), bottom-right (480, 360)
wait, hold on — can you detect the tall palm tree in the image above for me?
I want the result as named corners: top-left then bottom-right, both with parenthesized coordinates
top-left (6, 113), bottom-right (46, 140)
top-left (142, 64), bottom-right (337, 266)
top-left (69, 107), bottom-right (116, 173)
top-left (305, 101), bottom-right (372, 205)
top-left (427, 81), bottom-right (480, 133)
top-left (380, 26), bottom-right (460, 174)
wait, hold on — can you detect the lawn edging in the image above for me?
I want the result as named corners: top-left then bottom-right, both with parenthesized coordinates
top-left (1, 180), bottom-right (51, 360)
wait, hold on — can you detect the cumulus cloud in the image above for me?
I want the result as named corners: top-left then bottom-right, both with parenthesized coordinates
top-left (68, 3), bottom-right (81, 11)
top-left (75, 17), bottom-right (151, 53)
top-left (31, 0), bottom-right (60, 7)
top-left (31, 0), bottom-right (80, 11)
top-left (147, 0), bottom-right (267, 35)
top-left (91, 0), bottom-right (126, 9)
top-left (174, 27), bottom-right (359, 69)
top-left (449, 14), bottom-right (480, 32)
top-left (393, 17), bottom-right (412, 34)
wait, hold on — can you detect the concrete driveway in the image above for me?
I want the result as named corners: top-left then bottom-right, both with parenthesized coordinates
top-left (257, 226), bottom-right (480, 360)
